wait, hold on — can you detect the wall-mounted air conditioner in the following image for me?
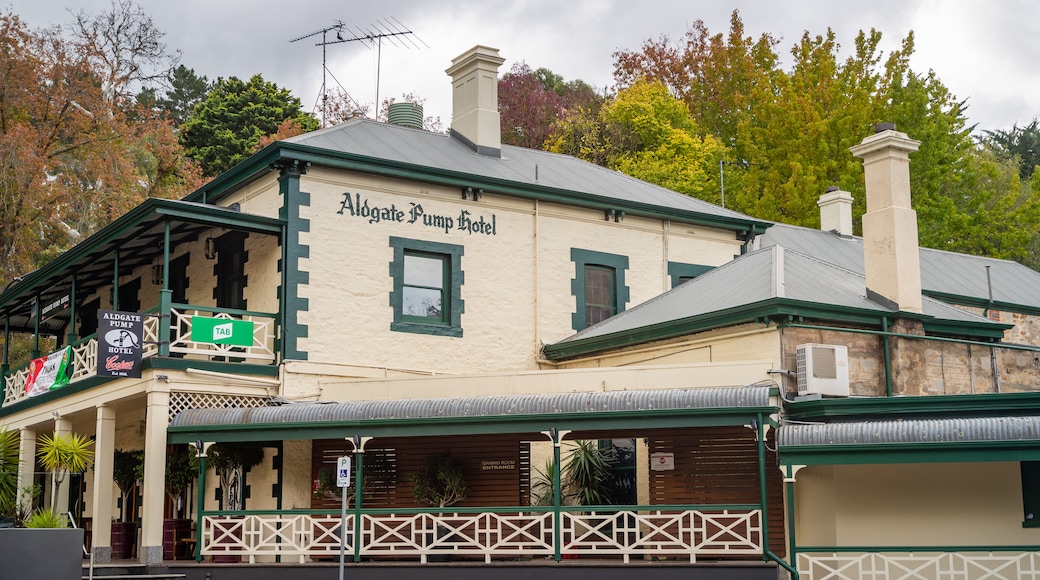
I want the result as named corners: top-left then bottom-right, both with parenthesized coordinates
top-left (796, 344), bottom-right (850, 397)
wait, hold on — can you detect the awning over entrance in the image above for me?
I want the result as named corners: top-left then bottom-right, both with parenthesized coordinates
top-left (168, 385), bottom-right (778, 443)
top-left (778, 415), bottom-right (1040, 465)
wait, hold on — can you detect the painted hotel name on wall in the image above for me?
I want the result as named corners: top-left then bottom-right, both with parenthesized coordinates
top-left (338, 192), bottom-right (498, 236)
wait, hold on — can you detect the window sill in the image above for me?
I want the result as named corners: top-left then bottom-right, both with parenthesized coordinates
top-left (391, 321), bottom-right (463, 338)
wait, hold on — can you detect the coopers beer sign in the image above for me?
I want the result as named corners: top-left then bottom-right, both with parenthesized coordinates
top-left (97, 310), bottom-right (143, 378)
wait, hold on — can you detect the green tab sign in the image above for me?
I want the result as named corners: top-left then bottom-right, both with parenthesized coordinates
top-left (191, 316), bottom-right (254, 346)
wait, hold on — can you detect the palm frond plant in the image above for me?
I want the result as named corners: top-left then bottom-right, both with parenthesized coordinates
top-left (23, 507), bottom-right (68, 528)
top-left (0, 427), bottom-right (19, 520)
top-left (36, 432), bottom-right (94, 513)
top-left (562, 440), bottom-right (614, 507)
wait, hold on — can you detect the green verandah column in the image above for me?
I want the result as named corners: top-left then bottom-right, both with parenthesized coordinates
top-left (158, 221), bottom-right (171, 356)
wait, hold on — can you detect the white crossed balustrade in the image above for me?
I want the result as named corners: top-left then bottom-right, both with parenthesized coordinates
top-left (2, 305), bottom-right (277, 407)
top-left (797, 550), bottom-right (1040, 580)
top-left (200, 509), bottom-right (762, 564)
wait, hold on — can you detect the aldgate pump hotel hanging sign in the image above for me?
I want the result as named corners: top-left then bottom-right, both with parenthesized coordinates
top-left (97, 310), bottom-right (143, 378)
top-left (338, 192), bottom-right (499, 236)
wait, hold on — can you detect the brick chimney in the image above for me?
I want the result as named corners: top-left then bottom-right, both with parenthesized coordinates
top-left (818, 186), bottom-right (853, 236)
top-left (849, 124), bottom-right (923, 313)
top-left (445, 45), bottom-right (505, 157)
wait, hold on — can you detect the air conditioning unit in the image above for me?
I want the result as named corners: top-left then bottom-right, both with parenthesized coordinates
top-left (796, 344), bottom-right (850, 396)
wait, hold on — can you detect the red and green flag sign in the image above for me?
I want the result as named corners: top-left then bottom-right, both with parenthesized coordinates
top-left (24, 346), bottom-right (72, 397)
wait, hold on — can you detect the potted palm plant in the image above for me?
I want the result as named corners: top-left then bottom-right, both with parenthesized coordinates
top-left (207, 443), bottom-right (264, 563)
top-left (0, 431), bottom-right (91, 578)
top-left (410, 452), bottom-right (467, 562)
top-left (163, 446), bottom-right (197, 559)
top-left (111, 449), bottom-right (143, 559)
top-left (0, 427), bottom-right (18, 527)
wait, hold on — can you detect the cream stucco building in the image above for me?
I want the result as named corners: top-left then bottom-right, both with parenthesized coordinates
top-left (2, 45), bottom-right (1040, 580)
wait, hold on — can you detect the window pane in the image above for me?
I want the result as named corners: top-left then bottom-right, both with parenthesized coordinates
top-left (404, 254), bottom-right (443, 287)
top-left (584, 265), bottom-right (615, 326)
top-left (403, 287), bottom-right (442, 319)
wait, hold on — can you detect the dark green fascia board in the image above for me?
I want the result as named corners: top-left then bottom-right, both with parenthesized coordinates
top-left (0, 198), bottom-right (285, 309)
top-left (168, 404), bottom-right (778, 444)
top-left (784, 391), bottom-right (1040, 422)
top-left (188, 143), bottom-right (772, 237)
top-left (780, 439), bottom-right (1040, 466)
top-left (543, 296), bottom-right (1011, 361)
top-left (0, 358), bottom-right (277, 419)
top-left (923, 290), bottom-right (1040, 318)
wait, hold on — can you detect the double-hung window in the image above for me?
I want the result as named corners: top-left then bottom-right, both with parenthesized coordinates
top-left (570, 248), bottom-right (629, 331)
top-left (390, 237), bottom-right (464, 337)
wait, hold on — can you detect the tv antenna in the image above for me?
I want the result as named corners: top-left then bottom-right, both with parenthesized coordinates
top-left (290, 18), bottom-right (426, 126)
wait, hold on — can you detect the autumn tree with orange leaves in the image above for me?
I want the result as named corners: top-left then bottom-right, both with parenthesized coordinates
top-left (0, 5), bottom-right (202, 279)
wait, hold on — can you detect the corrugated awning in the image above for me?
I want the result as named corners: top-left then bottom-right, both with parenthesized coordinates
top-left (778, 415), bottom-right (1040, 465)
top-left (167, 385), bottom-right (777, 443)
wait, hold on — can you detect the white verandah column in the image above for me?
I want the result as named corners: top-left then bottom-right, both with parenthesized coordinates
top-left (91, 405), bottom-right (116, 563)
top-left (16, 427), bottom-right (35, 515)
top-left (139, 390), bottom-right (169, 564)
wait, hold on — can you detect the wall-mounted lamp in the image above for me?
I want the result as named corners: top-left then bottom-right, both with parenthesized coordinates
top-left (204, 238), bottom-right (217, 260)
top-left (151, 264), bottom-right (164, 286)
top-left (461, 186), bottom-right (484, 201)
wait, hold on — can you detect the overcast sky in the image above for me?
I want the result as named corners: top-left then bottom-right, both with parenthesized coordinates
top-left (9, 0), bottom-right (1039, 134)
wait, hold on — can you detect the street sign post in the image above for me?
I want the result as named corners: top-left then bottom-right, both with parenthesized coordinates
top-left (337, 456), bottom-right (351, 580)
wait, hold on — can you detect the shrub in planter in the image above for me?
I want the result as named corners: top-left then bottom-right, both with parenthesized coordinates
top-left (410, 453), bottom-right (467, 562)
top-left (112, 449), bottom-right (143, 559)
top-left (207, 443), bottom-right (264, 563)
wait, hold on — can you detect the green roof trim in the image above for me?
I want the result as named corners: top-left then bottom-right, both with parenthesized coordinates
top-left (783, 391), bottom-right (1040, 422)
top-left (543, 297), bottom-right (1010, 361)
top-left (167, 404), bottom-right (778, 444)
top-left (187, 143), bottom-right (772, 237)
top-left (922, 290), bottom-right (1040, 318)
top-left (779, 440), bottom-right (1040, 466)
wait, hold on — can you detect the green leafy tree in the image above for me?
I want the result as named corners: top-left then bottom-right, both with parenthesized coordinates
top-left (179, 74), bottom-right (318, 176)
top-left (602, 79), bottom-right (725, 198)
top-left (156, 65), bottom-right (211, 125)
top-left (982, 119), bottom-right (1040, 181)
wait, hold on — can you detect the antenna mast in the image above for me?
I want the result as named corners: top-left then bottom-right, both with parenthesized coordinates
top-left (314, 17), bottom-right (424, 121)
top-left (289, 20), bottom-right (349, 128)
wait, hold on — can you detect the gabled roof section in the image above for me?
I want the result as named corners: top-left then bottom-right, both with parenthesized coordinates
top-left (188, 119), bottom-right (771, 236)
top-left (758, 222), bottom-right (1040, 314)
top-left (543, 245), bottom-right (1008, 360)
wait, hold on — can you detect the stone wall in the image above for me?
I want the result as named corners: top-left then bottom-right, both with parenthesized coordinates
top-left (781, 320), bottom-right (1040, 397)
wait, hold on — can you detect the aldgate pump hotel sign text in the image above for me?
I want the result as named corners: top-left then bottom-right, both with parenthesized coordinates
top-left (338, 192), bottom-right (498, 236)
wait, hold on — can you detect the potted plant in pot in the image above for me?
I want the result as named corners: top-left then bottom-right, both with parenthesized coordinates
top-left (207, 442), bottom-right (264, 563)
top-left (410, 452), bottom-right (467, 562)
top-left (0, 431), bottom-right (92, 579)
top-left (111, 449), bottom-right (143, 559)
top-left (163, 445), bottom-right (197, 559)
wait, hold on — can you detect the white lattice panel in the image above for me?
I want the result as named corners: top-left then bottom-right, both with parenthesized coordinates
top-left (169, 392), bottom-right (269, 421)
top-left (798, 551), bottom-right (1040, 580)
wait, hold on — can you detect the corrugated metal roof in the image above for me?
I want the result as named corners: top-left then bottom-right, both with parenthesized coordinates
top-left (758, 223), bottom-right (1040, 311)
top-left (286, 119), bottom-right (755, 224)
top-left (778, 415), bottom-right (1040, 447)
top-left (553, 245), bottom-right (996, 344)
top-left (169, 385), bottom-right (773, 428)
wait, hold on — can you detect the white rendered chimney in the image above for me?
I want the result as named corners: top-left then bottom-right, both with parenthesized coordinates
top-left (445, 45), bottom-right (505, 157)
top-left (818, 186), bottom-right (854, 236)
top-left (849, 123), bottom-right (923, 313)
